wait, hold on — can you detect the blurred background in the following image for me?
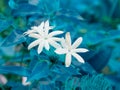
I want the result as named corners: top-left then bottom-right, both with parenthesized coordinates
top-left (0, 0), bottom-right (120, 90)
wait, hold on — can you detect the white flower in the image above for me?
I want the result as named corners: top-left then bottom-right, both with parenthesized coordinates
top-left (24, 20), bottom-right (63, 54)
top-left (22, 77), bottom-right (31, 86)
top-left (55, 32), bottom-right (88, 67)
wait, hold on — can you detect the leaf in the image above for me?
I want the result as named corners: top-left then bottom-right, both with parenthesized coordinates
top-left (51, 65), bottom-right (80, 75)
top-left (88, 46), bottom-right (113, 72)
top-left (1, 29), bottom-right (26, 47)
top-left (65, 76), bottom-right (80, 90)
top-left (0, 19), bottom-right (12, 32)
top-left (8, 0), bottom-right (18, 9)
top-left (28, 61), bottom-right (49, 81)
top-left (79, 75), bottom-right (112, 90)
top-left (0, 66), bottom-right (29, 76)
top-left (12, 3), bottom-right (42, 16)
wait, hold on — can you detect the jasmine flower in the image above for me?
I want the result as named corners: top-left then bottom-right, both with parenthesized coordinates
top-left (55, 32), bottom-right (88, 67)
top-left (24, 20), bottom-right (63, 54)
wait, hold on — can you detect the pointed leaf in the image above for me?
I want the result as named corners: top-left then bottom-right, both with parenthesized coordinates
top-left (0, 66), bottom-right (29, 76)
top-left (0, 20), bottom-right (12, 32)
top-left (28, 61), bottom-right (49, 81)
top-left (1, 29), bottom-right (26, 47)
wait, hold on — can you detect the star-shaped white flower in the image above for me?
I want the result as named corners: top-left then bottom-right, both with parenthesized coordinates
top-left (24, 20), bottom-right (63, 54)
top-left (55, 32), bottom-right (88, 67)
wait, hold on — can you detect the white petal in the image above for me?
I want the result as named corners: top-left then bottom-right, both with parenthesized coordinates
top-left (51, 37), bottom-right (62, 41)
top-left (49, 26), bottom-right (54, 29)
top-left (72, 37), bottom-right (82, 49)
top-left (38, 21), bottom-right (44, 29)
top-left (49, 40), bottom-right (61, 48)
top-left (44, 41), bottom-right (50, 50)
top-left (28, 33), bottom-right (41, 38)
top-left (45, 20), bottom-right (49, 29)
top-left (28, 39), bottom-right (41, 50)
top-left (72, 53), bottom-right (85, 63)
top-left (23, 30), bottom-right (35, 35)
top-left (61, 37), bottom-right (67, 48)
top-left (48, 31), bottom-right (64, 37)
top-left (65, 53), bottom-right (72, 67)
top-left (37, 41), bottom-right (44, 54)
top-left (43, 21), bottom-right (50, 35)
top-left (65, 32), bottom-right (71, 47)
top-left (37, 22), bottom-right (44, 34)
top-left (31, 26), bottom-right (38, 30)
top-left (74, 48), bottom-right (88, 53)
top-left (55, 48), bottom-right (68, 54)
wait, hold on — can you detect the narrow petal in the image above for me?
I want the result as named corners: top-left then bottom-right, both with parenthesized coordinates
top-left (48, 31), bottom-right (64, 37)
top-left (72, 37), bottom-right (82, 49)
top-left (49, 40), bottom-right (61, 48)
top-left (45, 20), bottom-right (49, 28)
top-left (74, 48), bottom-right (89, 53)
top-left (23, 30), bottom-right (35, 35)
top-left (28, 39), bottom-right (41, 50)
top-left (31, 26), bottom-right (38, 30)
top-left (55, 48), bottom-right (68, 54)
top-left (65, 32), bottom-right (71, 47)
top-left (38, 21), bottom-right (44, 30)
top-left (65, 53), bottom-right (72, 67)
top-left (49, 26), bottom-right (54, 29)
top-left (61, 37), bottom-right (67, 48)
top-left (72, 53), bottom-right (85, 63)
top-left (44, 41), bottom-right (50, 50)
top-left (44, 20), bottom-right (50, 36)
top-left (28, 33), bottom-right (41, 38)
top-left (51, 37), bottom-right (62, 41)
top-left (37, 41), bottom-right (44, 54)
top-left (37, 22), bottom-right (44, 33)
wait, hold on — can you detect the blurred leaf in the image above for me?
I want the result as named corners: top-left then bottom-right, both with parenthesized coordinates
top-left (1, 29), bottom-right (26, 47)
top-left (79, 74), bottom-right (112, 90)
top-left (88, 46), bottom-right (113, 72)
top-left (0, 19), bottom-right (12, 33)
top-left (12, 3), bottom-right (42, 16)
top-left (0, 66), bottom-right (29, 76)
top-left (28, 61), bottom-right (49, 81)
top-left (8, 0), bottom-right (18, 9)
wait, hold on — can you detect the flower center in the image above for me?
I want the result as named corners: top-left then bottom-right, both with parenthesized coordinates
top-left (68, 49), bottom-right (71, 52)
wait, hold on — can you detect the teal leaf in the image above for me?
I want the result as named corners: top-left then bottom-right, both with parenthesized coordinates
top-left (88, 46), bottom-right (113, 71)
top-left (13, 4), bottom-right (42, 16)
top-left (28, 61), bottom-right (49, 81)
top-left (0, 20), bottom-right (12, 33)
top-left (8, 0), bottom-right (18, 9)
top-left (1, 29), bottom-right (26, 47)
top-left (0, 66), bottom-right (29, 76)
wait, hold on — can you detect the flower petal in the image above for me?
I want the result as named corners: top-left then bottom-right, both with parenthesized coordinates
top-left (44, 41), bottom-right (50, 50)
top-left (61, 37), bottom-right (67, 48)
top-left (72, 53), bottom-right (85, 63)
top-left (28, 33), bottom-right (41, 38)
top-left (55, 48), bottom-right (68, 54)
top-left (74, 48), bottom-right (89, 53)
top-left (37, 41), bottom-right (44, 54)
top-left (23, 30), bottom-right (36, 35)
top-left (45, 20), bottom-right (49, 29)
top-left (65, 53), bottom-right (72, 67)
top-left (51, 37), bottom-right (62, 41)
top-left (28, 39), bottom-right (41, 50)
top-left (49, 31), bottom-right (64, 37)
top-left (72, 37), bottom-right (82, 49)
top-left (65, 32), bottom-right (71, 47)
top-left (38, 21), bottom-right (44, 30)
top-left (49, 40), bottom-right (61, 48)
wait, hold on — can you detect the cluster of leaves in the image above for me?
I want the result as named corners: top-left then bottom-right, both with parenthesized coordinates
top-left (0, 0), bottom-right (120, 90)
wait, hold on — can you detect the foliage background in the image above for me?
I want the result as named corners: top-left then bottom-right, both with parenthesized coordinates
top-left (0, 0), bottom-right (120, 90)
